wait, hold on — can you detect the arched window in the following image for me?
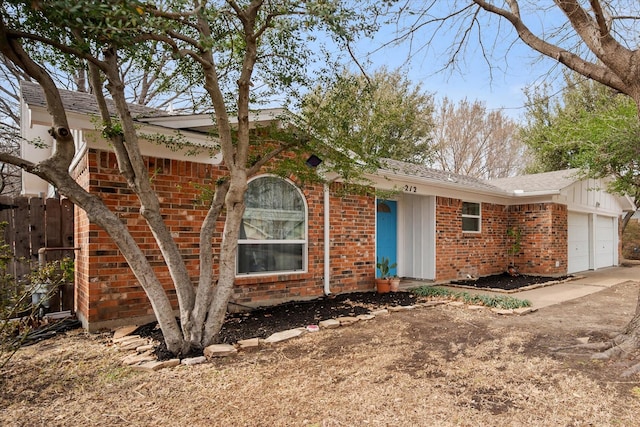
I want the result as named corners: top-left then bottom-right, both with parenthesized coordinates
top-left (237, 175), bottom-right (307, 275)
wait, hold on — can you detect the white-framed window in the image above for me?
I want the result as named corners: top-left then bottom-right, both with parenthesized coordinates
top-left (462, 201), bottom-right (481, 232)
top-left (237, 175), bottom-right (307, 275)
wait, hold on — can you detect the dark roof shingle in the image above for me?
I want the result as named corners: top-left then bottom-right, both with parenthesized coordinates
top-left (379, 158), bottom-right (506, 193)
top-left (20, 80), bottom-right (168, 119)
top-left (488, 169), bottom-right (581, 192)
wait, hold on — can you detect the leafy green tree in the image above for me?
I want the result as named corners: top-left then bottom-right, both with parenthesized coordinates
top-left (0, 0), bottom-right (376, 355)
top-left (300, 68), bottom-right (435, 166)
top-left (522, 72), bottom-right (640, 232)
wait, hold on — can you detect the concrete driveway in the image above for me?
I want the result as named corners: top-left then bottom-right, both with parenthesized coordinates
top-left (508, 263), bottom-right (640, 308)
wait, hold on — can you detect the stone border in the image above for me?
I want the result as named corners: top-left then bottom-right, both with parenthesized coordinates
top-left (444, 274), bottom-right (581, 294)
top-left (111, 298), bottom-right (538, 371)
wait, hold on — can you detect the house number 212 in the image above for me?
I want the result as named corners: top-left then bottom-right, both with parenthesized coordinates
top-left (403, 185), bottom-right (417, 193)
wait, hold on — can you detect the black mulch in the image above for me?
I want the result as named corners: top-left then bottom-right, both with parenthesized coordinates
top-left (135, 274), bottom-right (568, 359)
top-left (135, 291), bottom-right (418, 359)
top-left (219, 291), bottom-right (417, 344)
top-left (452, 273), bottom-right (569, 291)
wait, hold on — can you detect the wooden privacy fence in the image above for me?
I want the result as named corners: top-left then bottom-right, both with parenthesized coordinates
top-left (0, 196), bottom-right (75, 312)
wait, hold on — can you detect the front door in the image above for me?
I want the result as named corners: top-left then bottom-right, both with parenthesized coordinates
top-left (376, 199), bottom-right (397, 278)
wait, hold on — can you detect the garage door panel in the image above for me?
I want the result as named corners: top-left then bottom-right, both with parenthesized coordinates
top-left (568, 212), bottom-right (590, 273)
top-left (595, 216), bottom-right (615, 269)
top-left (568, 212), bottom-right (616, 274)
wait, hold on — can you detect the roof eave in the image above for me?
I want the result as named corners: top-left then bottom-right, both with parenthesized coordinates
top-left (374, 168), bottom-right (509, 198)
top-left (512, 189), bottom-right (561, 197)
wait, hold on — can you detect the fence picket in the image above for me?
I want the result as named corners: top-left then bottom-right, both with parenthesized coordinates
top-left (0, 196), bottom-right (75, 312)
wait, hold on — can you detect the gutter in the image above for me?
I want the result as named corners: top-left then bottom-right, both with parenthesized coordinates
top-left (323, 183), bottom-right (331, 295)
top-left (511, 189), bottom-right (561, 197)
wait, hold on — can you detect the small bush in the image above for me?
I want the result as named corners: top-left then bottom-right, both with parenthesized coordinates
top-left (411, 285), bottom-right (531, 309)
top-left (1, 219), bottom-right (74, 369)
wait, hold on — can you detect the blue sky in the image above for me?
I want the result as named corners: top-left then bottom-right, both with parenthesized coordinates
top-left (344, 5), bottom-right (564, 122)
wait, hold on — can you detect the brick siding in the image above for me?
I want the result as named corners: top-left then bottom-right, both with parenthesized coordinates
top-left (435, 197), bottom-right (568, 281)
top-left (435, 197), bottom-right (509, 280)
top-left (73, 149), bottom-right (571, 329)
top-left (507, 203), bottom-right (567, 275)
top-left (73, 149), bottom-right (375, 328)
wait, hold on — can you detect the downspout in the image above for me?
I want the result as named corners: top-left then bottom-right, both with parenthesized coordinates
top-left (323, 183), bottom-right (331, 295)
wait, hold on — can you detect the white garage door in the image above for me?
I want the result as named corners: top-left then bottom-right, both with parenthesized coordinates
top-left (595, 216), bottom-right (615, 269)
top-left (568, 212), bottom-right (590, 273)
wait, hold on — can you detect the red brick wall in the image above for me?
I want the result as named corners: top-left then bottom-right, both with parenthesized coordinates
top-left (72, 153), bottom-right (90, 320)
top-left (326, 183), bottom-right (376, 293)
top-left (72, 148), bottom-right (571, 329)
top-left (508, 203), bottom-right (567, 275)
top-left (73, 150), bottom-right (224, 327)
top-left (434, 197), bottom-right (568, 281)
top-left (73, 149), bottom-right (376, 328)
top-left (435, 197), bottom-right (509, 280)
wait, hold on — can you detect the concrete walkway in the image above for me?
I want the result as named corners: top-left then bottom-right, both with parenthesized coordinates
top-left (510, 264), bottom-right (640, 308)
top-left (405, 264), bottom-right (640, 309)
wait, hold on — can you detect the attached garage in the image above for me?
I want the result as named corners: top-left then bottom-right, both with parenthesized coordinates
top-left (490, 170), bottom-right (633, 276)
top-left (567, 211), bottom-right (618, 274)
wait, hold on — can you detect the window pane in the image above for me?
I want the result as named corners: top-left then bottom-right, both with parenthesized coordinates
top-left (462, 217), bottom-right (480, 232)
top-left (237, 243), bottom-right (304, 274)
top-left (241, 177), bottom-right (305, 241)
top-left (462, 202), bottom-right (480, 216)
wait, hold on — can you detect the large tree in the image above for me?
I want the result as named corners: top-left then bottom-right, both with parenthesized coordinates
top-left (430, 97), bottom-right (523, 179)
top-left (396, 0), bottom-right (640, 376)
top-left (522, 72), bottom-right (640, 232)
top-left (0, 0), bottom-right (375, 355)
top-left (301, 68), bottom-right (435, 165)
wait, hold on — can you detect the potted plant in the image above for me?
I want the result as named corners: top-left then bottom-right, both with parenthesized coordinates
top-left (376, 257), bottom-right (397, 294)
top-left (389, 275), bottom-right (401, 292)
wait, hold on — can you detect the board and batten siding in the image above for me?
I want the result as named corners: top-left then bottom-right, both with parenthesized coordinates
top-left (559, 178), bottom-right (623, 216)
top-left (397, 193), bottom-right (436, 280)
top-left (560, 178), bottom-right (621, 273)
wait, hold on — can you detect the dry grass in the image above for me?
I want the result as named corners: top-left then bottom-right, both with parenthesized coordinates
top-left (2, 284), bottom-right (640, 426)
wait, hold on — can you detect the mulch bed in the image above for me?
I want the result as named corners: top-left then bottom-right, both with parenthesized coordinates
top-left (219, 291), bottom-right (417, 343)
top-left (451, 273), bottom-right (570, 291)
top-left (137, 273), bottom-right (569, 359)
top-left (136, 291), bottom-right (418, 359)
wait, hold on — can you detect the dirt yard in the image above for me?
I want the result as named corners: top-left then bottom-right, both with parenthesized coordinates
top-left (2, 281), bottom-right (640, 426)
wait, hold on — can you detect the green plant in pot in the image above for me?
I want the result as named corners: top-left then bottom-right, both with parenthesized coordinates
top-left (376, 257), bottom-right (397, 293)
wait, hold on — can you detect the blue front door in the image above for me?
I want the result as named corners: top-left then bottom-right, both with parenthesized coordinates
top-left (376, 199), bottom-right (397, 278)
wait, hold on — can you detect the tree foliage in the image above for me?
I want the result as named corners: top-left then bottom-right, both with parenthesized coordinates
top-left (300, 68), bottom-right (435, 166)
top-left (522, 72), bottom-right (640, 229)
top-left (430, 97), bottom-right (523, 179)
top-left (0, 0), bottom-right (377, 355)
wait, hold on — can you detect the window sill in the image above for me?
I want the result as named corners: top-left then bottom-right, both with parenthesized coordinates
top-left (235, 271), bottom-right (311, 284)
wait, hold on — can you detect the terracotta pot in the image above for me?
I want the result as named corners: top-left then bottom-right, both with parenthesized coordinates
top-left (389, 278), bottom-right (400, 292)
top-left (375, 278), bottom-right (391, 294)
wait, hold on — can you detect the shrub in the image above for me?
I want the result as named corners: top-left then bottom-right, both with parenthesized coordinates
top-left (412, 285), bottom-right (531, 309)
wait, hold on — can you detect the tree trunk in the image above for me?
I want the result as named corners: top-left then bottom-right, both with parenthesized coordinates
top-left (592, 289), bottom-right (640, 376)
top-left (185, 179), bottom-right (229, 348)
top-left (201, 171), bottom-right (247, 346)
top-left (621, 210), bottom-right (634, 236)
